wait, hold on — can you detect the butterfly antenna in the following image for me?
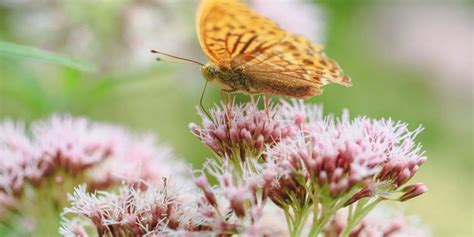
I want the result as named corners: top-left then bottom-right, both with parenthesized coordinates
top-left (200, 80), bottom-right (213, 122)
top-left (150, 50), bottom-right (204, 66)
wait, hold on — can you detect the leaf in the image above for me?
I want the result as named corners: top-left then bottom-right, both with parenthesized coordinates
top-left (0, 41), bottom-right (97, 72)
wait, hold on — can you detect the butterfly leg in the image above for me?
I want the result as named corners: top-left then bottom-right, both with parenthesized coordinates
top-left (220, 89), bottom-right (236, 124)
top-left (250, 94), bottom-right (256, 105)
top-left (199, 81), bottom-right (214, 122)
top-left (263, 94), bottom-right (271, 119)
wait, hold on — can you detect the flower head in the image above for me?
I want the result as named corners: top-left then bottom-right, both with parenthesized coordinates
top-left (265, 101), bottom-right (427, 205)
top-left (192, 159), bottom-right (277, 236)
top-left (30, 115), bottom-right (119, 177)
top-left (248, 100), bottom-right (430, 236)
top-left (0, 115), bottom-right (186, 229)
top-left (62, 180), bottom-right (199, 236)
top-left (0, 115), bottom-right (185, 192)
top-left (190, 101), bottom-right (295, 161)
top-left (0, 120), bottom-right (39, 196)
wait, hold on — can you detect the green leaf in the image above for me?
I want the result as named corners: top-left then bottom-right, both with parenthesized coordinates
top-left (0, 41), bottom-right (97, 72)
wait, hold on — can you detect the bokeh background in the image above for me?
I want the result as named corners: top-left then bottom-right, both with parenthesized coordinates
top-left (0, 0), bottom-right (472, 236)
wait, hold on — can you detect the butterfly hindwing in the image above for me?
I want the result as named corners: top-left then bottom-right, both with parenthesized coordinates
top-left (244, 34), bottom-right (351, 89)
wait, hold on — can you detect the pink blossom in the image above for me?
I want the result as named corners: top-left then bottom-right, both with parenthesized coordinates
top-left (265, 100), bottom-right (427, 205)
top-left (59, 218), bottom-right (90, 237)
top-left (192, 159), bottom-right (277, 236)
top-left (88, 134), bottom-right (186, 190)
top-left (0, 115), bottom-right (185, 222)
top-left (399, 183), bottom-right (428, 202)
top-left (189, 99), bottom-right (428, 236)
top-left (61, 181), bottom-right (199, 236)
top-left (277, 99), bottom-right (324, 129)
top-left (190, 101), bottom-right (295, 161)
top-left (0, 120), bottom-right (38, 196)
top-left (31, 115), bottom-right (118, 177)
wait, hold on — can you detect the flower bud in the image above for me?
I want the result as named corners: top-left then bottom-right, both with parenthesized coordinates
top-left (195, 176), bottom-right (218, 207)
top-left (399, 183), bottom-right (427, 201)
top-left (344, 187), bottom-right (374, 206)
top-left (230, 191), bottom-right (247, 218)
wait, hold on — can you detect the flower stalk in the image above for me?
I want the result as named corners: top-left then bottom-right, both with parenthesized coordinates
top-left (340, 198), bottom-right (383, 237)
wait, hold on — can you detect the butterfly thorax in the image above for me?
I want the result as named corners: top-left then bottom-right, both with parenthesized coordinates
top-left (201, 63), bottom-right (251, 93)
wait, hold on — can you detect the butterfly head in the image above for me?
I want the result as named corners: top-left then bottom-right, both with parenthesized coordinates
top-left (201, 63), bottom-right (218, 82)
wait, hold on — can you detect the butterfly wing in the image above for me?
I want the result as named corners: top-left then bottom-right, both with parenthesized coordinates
top-left (197, 0), bottom-right (351, 98)
top-left (242, 34), bottom-right (352, 90)
top-left (197, 0), bottom-right (286, 67)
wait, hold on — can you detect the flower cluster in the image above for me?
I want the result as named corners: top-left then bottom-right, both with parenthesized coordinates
top-left (192, 159), bottom-right (277, 236)
top-left (189, 101), bottom-right (295, 162)
top-left (190, 100), bottom-right (428, 236)
top-left (266, 106), bottom-right (427, 199)
top-left (60, 181), bottom-right (199, 236)
top-left (60, 183), bottom-right (428, 237)
top-left (0, 115), bottom-right (183, 196)
top-left (2, 100), bottom-right (429, 237)
top-left (61, 160), bottom-right (290, 236)
top-left (0, 115), bottom-right (185, 235)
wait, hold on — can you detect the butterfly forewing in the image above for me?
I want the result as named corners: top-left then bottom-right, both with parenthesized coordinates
top-left (197, 0), bottom-right (285, 67)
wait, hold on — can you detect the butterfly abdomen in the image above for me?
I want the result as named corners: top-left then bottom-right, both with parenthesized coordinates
top-left (246, 73), bottom-right (321, 99)
top-left (213, 66), bottom-right (320, 98)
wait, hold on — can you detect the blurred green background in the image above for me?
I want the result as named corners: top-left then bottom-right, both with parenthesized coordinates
top-left (0, 0), bottom-right (472, 236)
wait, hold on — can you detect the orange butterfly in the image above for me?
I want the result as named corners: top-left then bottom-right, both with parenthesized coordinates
top-left (196, 0), bottom-right (351, 99)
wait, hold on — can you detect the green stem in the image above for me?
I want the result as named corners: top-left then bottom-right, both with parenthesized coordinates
top-left (283, 207), bottom-right (294, 235)
top-left (290, 206), bottom-right (311, 237)
top-left (25, 179), bottom-right (62, 236)
top-left (340, 198), bottom-right (382, 237)
top-left (307, 188), bottom-right (360, 237)
top-left (307, 204), bottom-right (335, 237)
top-left (347, 204), bottom-right (353, 220)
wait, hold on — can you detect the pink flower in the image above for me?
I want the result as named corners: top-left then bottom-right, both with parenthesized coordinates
top-left (88, 134), bottom-right (186, 190)
top-left (377, 137), bottom-right (427, 187)
top-left (0, 115), bottom-right (186, 226)
top-left (0, 120), bottom-right (38, 196)
top-left (251, 100), bottom-right (428, 236)
top-left (277, 99), bottom-right (325, 129)
top-left (0, 115), bottom-right (184, 191)
top-left (265, 100), bottom-right (427, 204)
top-left (1, 99), bottom-right (430, 236)
top-left (31, 115), bottom-right (118, 176)
top-left (190, 101), bottom-right (295, 161)
top-left (192, 159), bottom-right (277, 236)
top-left (399, 183), bottom-right (428, 202)
top-left (61, 181), bottom-right (199, 236)
top-left (59, 218), bottom-right (90, 237)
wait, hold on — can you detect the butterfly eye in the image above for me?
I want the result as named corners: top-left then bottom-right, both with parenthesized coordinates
top-left (201, 65), bottom-right (216, 82)
top-left (207, 67), bottom-right (213, 75)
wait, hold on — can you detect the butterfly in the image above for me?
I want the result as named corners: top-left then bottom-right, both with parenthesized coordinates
top-left (196, 0), bottom-right (351, 99)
